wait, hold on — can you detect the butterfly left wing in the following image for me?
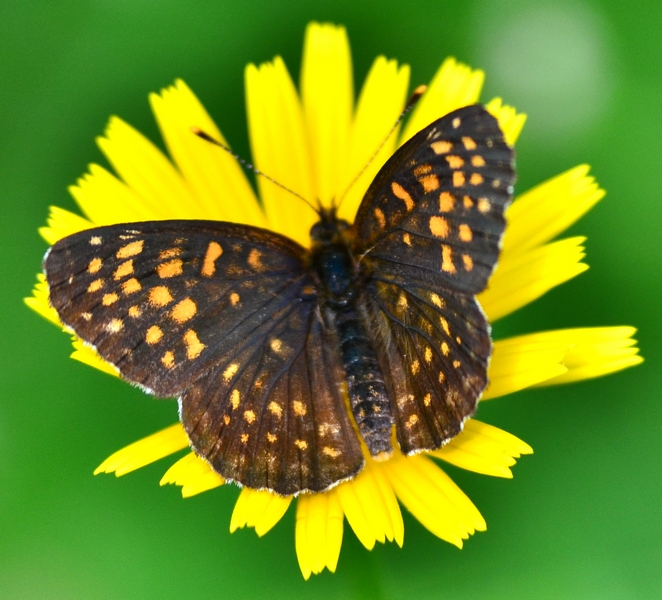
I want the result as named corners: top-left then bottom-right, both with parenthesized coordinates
top-left (45, 221), bottom-right (364, 494)
top-left (353, 105), bottom-right (515, 454)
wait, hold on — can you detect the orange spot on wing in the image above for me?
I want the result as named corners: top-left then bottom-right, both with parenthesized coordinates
top-left (157, 259), bottom-right (183, 278)
top-left (431, 140), bottom-right (452, 154)
top-left (391, 182), bottom-right (414, 210)
top-left (183, 329), bottom-right (205, 359)
top-left (116, 240), bottom-right (143, 259)
top-left (149, 286), bottom-right (172, 307)
top-left (462, 136), bottom-right (477, 150)
top-left (452, 172), bottom-right (465, 187)
top-left (201, 241), bottom-right (222, 277)
top-left (445, 155), bottom-right (464, 169)
top-left (458, 224), bottom-right (473, 242)
top-left (439, 191), bottom-right (455, 212)
top-left (441, 245), bottom-right (456, 273)
top-left (171, 298), bottom-right (197, 323)
top-left (429, 216), bottom-right (450, 238)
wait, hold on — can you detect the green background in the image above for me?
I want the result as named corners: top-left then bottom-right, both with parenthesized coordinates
top-left (1, 0), bottom-right (660, 598)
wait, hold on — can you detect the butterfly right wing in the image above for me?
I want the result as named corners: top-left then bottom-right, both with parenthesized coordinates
top-left (45, 220), bottom-right (363, 495)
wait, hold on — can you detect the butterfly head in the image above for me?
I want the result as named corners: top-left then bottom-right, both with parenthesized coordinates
top-left (309, 205), bottom-right (353, 248)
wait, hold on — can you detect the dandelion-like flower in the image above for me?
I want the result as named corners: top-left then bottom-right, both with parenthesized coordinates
top-left (26, 22), bottom-right (643, 579)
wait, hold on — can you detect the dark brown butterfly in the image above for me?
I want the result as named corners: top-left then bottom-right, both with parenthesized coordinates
top-left (45, 104), bottom-right (515, 495)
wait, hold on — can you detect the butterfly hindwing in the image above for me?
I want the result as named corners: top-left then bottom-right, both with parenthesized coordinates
top-left (355, 104), bottom-right (515, 295)
top-left (45, 220), bottom-right (364, 494)
top-left (364, 280), bottom-right (490, 454)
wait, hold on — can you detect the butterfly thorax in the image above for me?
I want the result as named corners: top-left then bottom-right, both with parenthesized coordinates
top-left (308, 213), bottom-right (394, 458)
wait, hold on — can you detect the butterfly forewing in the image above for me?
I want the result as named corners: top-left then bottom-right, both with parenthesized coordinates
top-left (356, 105), bottom-right (515, 295)
top-left (45, 221), bottom-right (364, 494)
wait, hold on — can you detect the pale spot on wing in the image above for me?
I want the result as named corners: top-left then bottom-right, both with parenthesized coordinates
top-left (243, 410), bottom-right (256, 424)
top-left (201, 241), bottom-right (222, 277)
top-left (430, 293), bottom-right (443, 308)
top-left (128, 305), bottom-right (141, 318)
top-left (323, 447), bottom-right (342, 458)
top-left (402, 232), bottom-right (412, 246)
top-left (159, 248), bottom-right (182, 260)
top-left (452, 117), bottom-right (461, 128)
top-left (441, 245), bottom-right (456, 273)
top-left (270, 338), bottom-right (283, 353)
top-left (102, 293), bottom-right (118, 306)
top-left (293, 400), bottom-right (307, 417)
top-left (268, 402), bottom-right (283, 418)
top-left (230, 389), bottom-right (241, 409)
top-left (429, 216), bottom-right (450, 238)
top-left (157, 259), bottom-right (183, 279)
top-left (267, 433), bottom-right (278, 443)
top-left (458, 224), bottom-right (473, 242)
top-left (445, 155), bottom-right (464, 169)
top-left (116, 240), bottom-right (143, 259)
top-left (397, 292), bottom-right (408, 309)
top-left (90, 236), bottom-right (102, 246)
top-left (453, 360), bottom-right (461, 368)
top-left (478, 198), bottom-right (491, 213)
top-left (431, 140), bottom-right (452, 154)
top-left (424, 347), bottom-right (433, 364)
top-left (88, 258), bottom-right (102, 274)
top-left (162, 351), bottom-right (175, 368)
top-left (81, 312), bottom-right (92, 321)
top-left (248, 248), bottom-right (264, 271)
top-left (241, 433), bottom-right (249, 444)
top-left (439, 371), bottom-right (446, 383)
top-left (87, 279), bottom-right (104, 293)
top-left (441, 342), bottom-right (450, 356)
top-left (424, 393), bottom-right (432, 406)
top-left (122, 278), bottom-right (141, 295)
top-left (146, 325), bottom-right (163, 345)
top-left (149, 286), bottom-right (173, 307)
top-left (114, 260), bottom-right (134, 280)
top-left (411, 359), bottom-right (420, 375)
top-left (440, 316), bottom-right (450, 335)
top-left (184, 329), bottom-right (205, 359)
top-left (223, 363), bottom-right (239, 382)
top-left (374, 207), bottom-right (386, 228)
top-left (462, 136), bottom-right (477, 150)
top-left (419, 174), bottom-right (439, 192)
top-left (171, 298), bottom-right (197, 323)
top-left (405, 414), bottom-right (419, 429)
top-left (391, 182), bottom-right (414, 211)
top-left (453, 171), bottom-right (465, 187)
top-left (294, 439), bottom-right (308, 450)
top-left (439, 191), bottom-right (455, 212)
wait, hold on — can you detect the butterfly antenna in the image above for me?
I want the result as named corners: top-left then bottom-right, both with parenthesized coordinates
top-left (191, 128), bottom-right (320, 215)
top-left (335, 84), bottom-right (428, 211)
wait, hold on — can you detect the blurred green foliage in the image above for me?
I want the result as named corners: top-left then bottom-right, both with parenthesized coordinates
top-left (1, 1), bottom-right (660, 598)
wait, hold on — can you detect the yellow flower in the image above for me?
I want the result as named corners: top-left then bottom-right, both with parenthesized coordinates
top-left (25, 22), bottom-right (643, 580)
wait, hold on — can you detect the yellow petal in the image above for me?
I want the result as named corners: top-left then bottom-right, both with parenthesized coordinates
top-left (485, 97), bottom-right (527, 146)
top-left (149, 80), bottom-right (265, 225)
top-left (96, 116), bottom-right (197, 219)
top-left (38, 205), bottom-right (93, 244)
top-left (295, 490), bottom-right (344, 580)
top-left (482, 335), bottom-right (571, 400)
top-left (245, 57), bottom-right (315, 246)
top-left (384, 453), bottom-right (485, 547)
top-left (70, 338), bottom-right (119, 376)
top-left (503, 165), bottom-right (605, 256)
top-left (337, 56), bottom-right (410, 224)
top-left (301, 22), bottom-right (353, 205)
top-left (433, 420), bottom-right (533, 477)
top-left (336, 456), bottom-right (404, 550)
top-left (160, 452), bottom-right (224, 497)
top-left (479, 236), bottom-right (589, 322)
top-left (531, 327), bottom-right (643, 385)
top-left (95, 424), bottom-right (189, 476)
top-left (230, 488), bottom-right (292, 537)
top-left (24, 274), bottom-right (61, 327)
top-left (401, 57), bottom-right (484, 143)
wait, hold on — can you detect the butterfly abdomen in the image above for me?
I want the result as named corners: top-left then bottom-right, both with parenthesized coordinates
top-left (310, 224), bottom-right (393, 457)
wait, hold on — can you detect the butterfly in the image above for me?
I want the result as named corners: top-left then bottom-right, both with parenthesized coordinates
top-left (44, 104), bottom-right (515, 496)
